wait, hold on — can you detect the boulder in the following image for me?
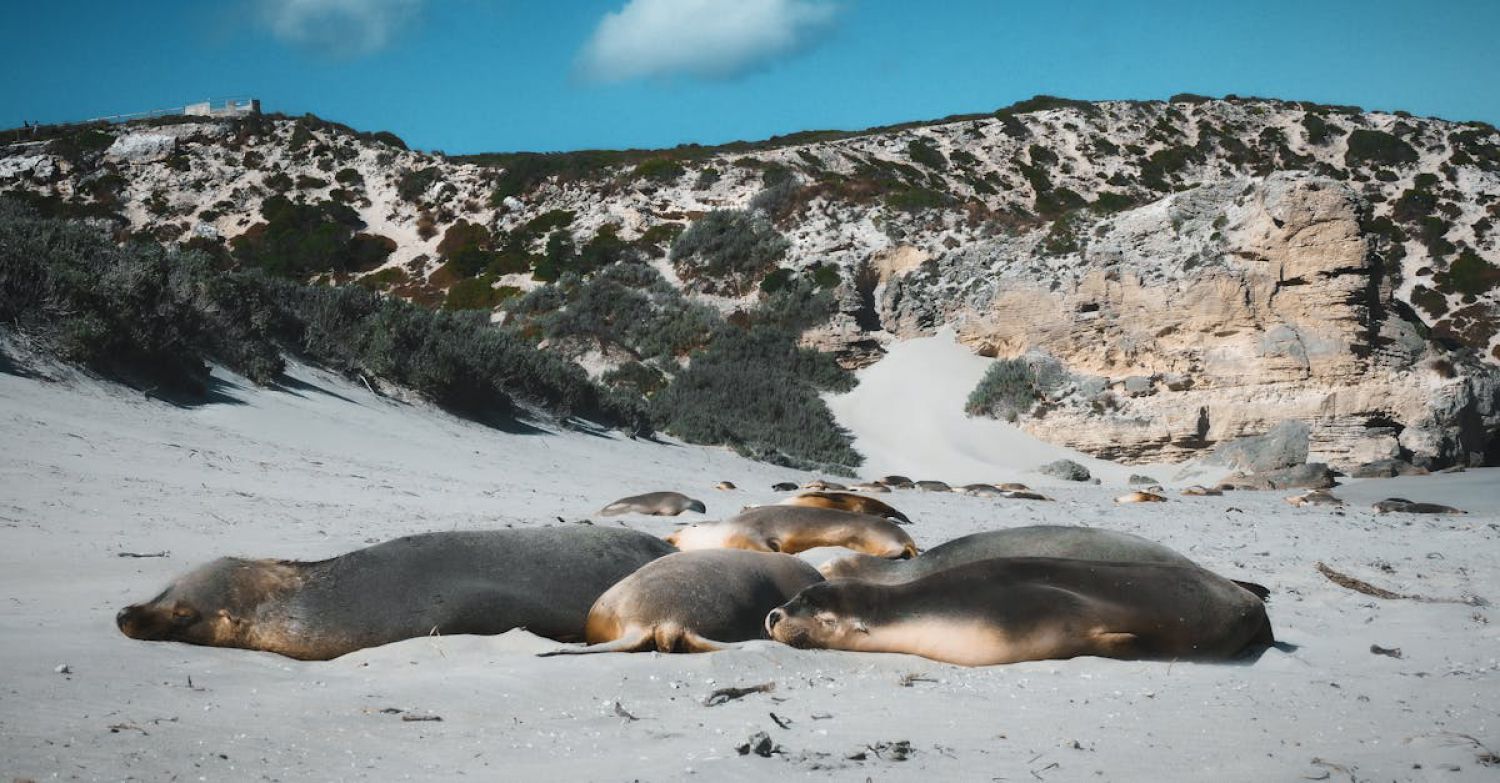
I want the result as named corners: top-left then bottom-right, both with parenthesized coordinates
top-left (1348, 459), bottom-right (1427, 479)
top-left (1212, 420), bottom-right (1310, 473)
top-left (1218, 462), bottom-right (1335, 491)
top-left (1037, 459), bottom-right (1091, 482)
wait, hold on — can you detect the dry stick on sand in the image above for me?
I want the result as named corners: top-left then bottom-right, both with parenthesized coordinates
top-left (703, 682), bottom-right (775, 707)
top-left (1315, 562), bottom-right (1488, 606)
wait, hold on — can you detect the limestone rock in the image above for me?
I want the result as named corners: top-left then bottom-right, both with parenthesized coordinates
top-left (1218, 463), bottom-right (1336, 491)
top-left (1212, 420), bottom-right (1310, 473)
top-left (106, 133), bottom-right (177, 164)
top-left (1037, 459), bottom-right (1091, 482)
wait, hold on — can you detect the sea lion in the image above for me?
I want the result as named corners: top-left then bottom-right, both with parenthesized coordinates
top-left (1371, 498), bottom-right (1467, 514)
top-left (767, 558), bottom-right (1274, 666)
top-left (771, 482), bottom-right (799, 492)
top-left (539, 550), bottom-right (822, 655)
top-left (1001, 490), bottom-right (1051, 501)
top-left (802, 479), bottom-right (848, 491)
top-left (715, 481), bottom-right (737, 491)
top-left (819, 525), bottom-right (1201, 584)
top-left (915, 480), bottom-right (953, 493)
top-left (1285, 490), bottom-right (1343, 507)
top-left (849, 482), bottom-right (892, 493)
top-left (879, 475), bottom-right (915, 489)
top-left (959, 483), bottom-right (1005, 497)
top-left (1181, 486), bottom-right (1224, 497)
top-left (665, 506), bottom-right (919, 559)
top-left (996, 483), bottom-right (1031, 492)
top-left (599, 491), bottom-right (706, 516)
top-left (778, 491), bottom-right (912, 525)
top-left (1115, 491), bottom-right (1167, 504)
top-left (116, 527), bottom-right (677, 660)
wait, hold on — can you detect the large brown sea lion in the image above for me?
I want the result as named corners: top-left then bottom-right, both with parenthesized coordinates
top-left (664, 506), bottom-right (918, 559)
top-left (116, 527), bottom-right (677, 660)
top-left (767, 558), bottom-right (1274, 666)
top-left (539, 550), bottom-right (822, 655)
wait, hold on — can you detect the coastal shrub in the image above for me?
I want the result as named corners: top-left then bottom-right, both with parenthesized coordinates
top-left (633, 158), bottom-right (685, 184)
top-left (1437, 248), bottom-right (1500, 299)
top-left (396, 167), bottom-right (441, 202)
top-left (231, 196), bottom-right (390, 278)
top-left (670, 210), bottom-right (789, 296)
top-left (1345, 129), bottom-right (1418, 167)
top-left (651, 287), bottom-right (859, 471)
top-left (0, 198), bottom-right (642, 430)
top-left (694, 167), bottom-right (721, 190)
top-left (965, 355), bottom-right (1068, 422)
top-left (510, 264), bottom-right (717, 361)
top-left (907, 139), bottom-right (948, 170)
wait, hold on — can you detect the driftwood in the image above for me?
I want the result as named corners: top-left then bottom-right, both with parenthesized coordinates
top-left (703, 682), bottom-right (774, 707)
top-left (1316, 562), bottom-right (1487, 606)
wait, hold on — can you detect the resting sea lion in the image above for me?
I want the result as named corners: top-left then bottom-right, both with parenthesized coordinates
top-left (767, 558), bottom-right (1274, 666)
top-left (599, 491), bottom-right (706, 516)
top-left (879, 475), bottom-right (915, 489)
top-left (996, 483), bottom-right (1031, 492)
top-left (665, 506), bottom-right (919, 559)
top-left (715, 481), bottom-right (737, 491)
top-left (771, 482), bottom-right (799, 492)
top-left (915, 480), bottom-right (953, 492)
top-left (778, 491), bottom-right (912, 525)
top-left (1285, 490), bottom-right (1343, 507)
top-left (116, 527), bottom-right (677, 660)
top-left (1181, 485), bottom-right (1224, 497)
top-left (539, 550), bottom-right (822, 655)
top-left (802, 479), bottom-right (848, 491)
top-left (1371, 498), bottom-right (1467, 514)
top-left (1002, 490), bottom-right (1051, 501)
top-left (819, 525), bottom-right (1200, 584)
top-left (849, 482), bottom-right (891, 493)
top-left (1115, 491), bottom-right (1167, 504)
top-left (959, 483), bottom-right (1005, 497)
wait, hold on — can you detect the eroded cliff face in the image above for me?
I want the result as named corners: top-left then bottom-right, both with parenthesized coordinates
top-left (882, 174), bottom-right (1500, 468)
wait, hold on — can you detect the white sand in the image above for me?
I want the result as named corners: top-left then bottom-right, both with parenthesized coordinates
top-left (2, 358), bottom-right (1498, 781)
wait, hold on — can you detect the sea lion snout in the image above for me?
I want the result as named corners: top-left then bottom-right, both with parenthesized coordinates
top-left (116, 604), bottom-right (169, 640)
top-left (765, 608), bottom-right (785, 634)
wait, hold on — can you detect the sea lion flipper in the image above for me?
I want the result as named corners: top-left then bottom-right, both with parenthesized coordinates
top-left (676, 630), bottom-right (739, 654)
top-left (1232, 580), bottom-right (1271, 600)
top-left (1090, 631), bottom-right (1142, 657)
top-left (536, 629), bottom-right (654, 657)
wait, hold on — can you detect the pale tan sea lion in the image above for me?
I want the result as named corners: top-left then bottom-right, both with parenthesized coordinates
top-left (539, 550), bottom-right (822, 655)
top-left (1285, 490), bottom-right (1343, 507)
top-left (778, 491), bottom-right (912, 525)
top-left (665, 506), bottom-right (919, 559)
top-left (767, 558), bottom-right (1274, 666)
top-left (1114, 491), bottom-right (1168, 504)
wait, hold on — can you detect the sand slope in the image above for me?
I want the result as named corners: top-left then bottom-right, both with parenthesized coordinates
top-left (2, 360), bottom-right (1498, 781)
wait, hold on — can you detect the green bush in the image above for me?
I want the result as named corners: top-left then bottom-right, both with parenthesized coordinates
top-left (396, 167), bottom-right (441, 201)
top-left (231, 196), bottom-right (390, 278)
top-left (443, 277), bottom-right (507, 311)
top-left (670, 210), bottom-right (789, 295)
top-left (1437, 248), bottom-right (1500, 299)
top-left (694, 167), bottom-right (721, 190)
top-left (335, 168), bottom-right (364, 186)
top-left (885, 186), bottom-right (949, 213)
top-left (509, 264), bottom-right (717, 361)
top-left (633, 158), bottom-right (686, 183)
top-left (907, 139), bottom-right (948, 170)
top-left (1345, 129), bottom-right (1418, 166)
top-left (965, 355), bottom-right (1067, 421)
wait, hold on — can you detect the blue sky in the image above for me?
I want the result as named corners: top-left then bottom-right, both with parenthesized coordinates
top-left (3, 1), bottom-right (1497, 155)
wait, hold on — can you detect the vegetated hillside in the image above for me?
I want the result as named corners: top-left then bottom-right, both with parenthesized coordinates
top-left (3, 95), bottom-right (1498, 469)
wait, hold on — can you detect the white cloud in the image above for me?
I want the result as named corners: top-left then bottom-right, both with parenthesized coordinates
top-left (257, 0), bottom-right (423, 58)
top-left (579, 0), bottom-right (842, 83)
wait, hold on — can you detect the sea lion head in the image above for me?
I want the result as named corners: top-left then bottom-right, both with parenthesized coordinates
top-left (765, 580), bottom-right (875, 649)
top-left (116, 558), bottom-right (297, 648)
top-left (683, 498), bottom-right (708, 514)
top-left (662, 523), bottom-right (741, 551)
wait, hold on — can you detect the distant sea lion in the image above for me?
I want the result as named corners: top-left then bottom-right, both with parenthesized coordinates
top-left (959, 483), bottom-right (1005, 497)
top-left (879, 475), bottom-right (915, 489)
top-left (1372, 498), bottom-right (1467, 514)
top-left (915, 480), bottom-right (952, 493)
top-left (599, 491), bottom-right (706, 517)
top-left (1115, 491), bottom-right (1167, 504)
top-left (1181, 486), bottom-right (1224, 497)
top-left (116, 527), bottom-right (677, 660)
top-left (1285, 490), bottom-right (1343, 507)
top-left (715, 481), bottom-right (737, 491)
top-left (767, 558), bottom-right (1274, 666)
top-left (665, 506), bottom-right (919, 559)
top-left (1001, 490), bottom-right (1051, 501)
top-left (849, 482), bottom-right (891, 494)
top-left (779, 491), bottom-right (912, 525)
top-left (819, 526), bottom-right (1200, 584)
top-left (539, 550), bottom-right (822, 655)
top-left (996, 483), bottom-right (1031, 492)
top-left (802, 479), bottom-right (848, 491)
top-left (771, 482), bottom-right (799, 492)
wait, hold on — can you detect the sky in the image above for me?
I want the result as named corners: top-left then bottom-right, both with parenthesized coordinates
top-left (3, 0), bottom-right (1497, 156)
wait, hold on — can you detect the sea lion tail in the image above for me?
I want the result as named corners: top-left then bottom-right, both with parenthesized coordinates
top-left (892, 511), bottom-right (912, 525)
top-left (1232, 580), bottom-right (1271, 600)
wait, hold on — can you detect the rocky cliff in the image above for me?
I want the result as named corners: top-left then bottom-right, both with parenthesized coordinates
top-left (3, 96), bottom-right (1498, 468)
